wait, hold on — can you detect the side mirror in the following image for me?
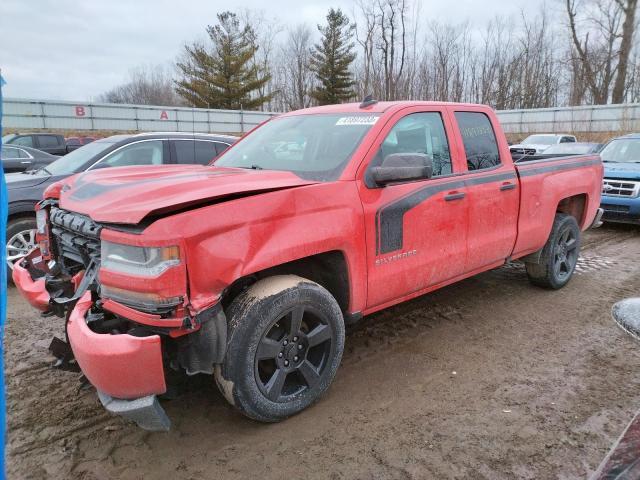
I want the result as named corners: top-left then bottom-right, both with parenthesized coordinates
top-left (372, 153), bottom-right (433, 185)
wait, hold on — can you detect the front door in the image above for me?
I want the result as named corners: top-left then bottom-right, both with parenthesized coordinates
top-left (357, 108), bottom-right (469, 310)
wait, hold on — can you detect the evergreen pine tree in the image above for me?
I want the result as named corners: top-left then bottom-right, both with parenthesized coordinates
top-left (310, 9), bottom-right (357, 105)
top-left (176, 12), bottom-right (272, 109)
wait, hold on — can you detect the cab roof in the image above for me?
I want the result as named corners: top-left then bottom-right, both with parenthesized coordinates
top-left (280, 100), bottom-right (492, 116)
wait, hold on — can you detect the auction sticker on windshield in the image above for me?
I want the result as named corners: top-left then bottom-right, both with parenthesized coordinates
top-left (336, 116), bottom-right (379, 126)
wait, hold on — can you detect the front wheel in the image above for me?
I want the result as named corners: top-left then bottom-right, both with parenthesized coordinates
top-left (525, 213), bottom-right (581, 289)
top-left (215, 275), bottom-right (345, 422)
top-left (6, 217), bottom-right (37, 276)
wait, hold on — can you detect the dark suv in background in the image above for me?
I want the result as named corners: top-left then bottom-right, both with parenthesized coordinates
top-left (3, 133), bottom-right (68, 155)
top-left (5, 132), bottom-right (236, 272)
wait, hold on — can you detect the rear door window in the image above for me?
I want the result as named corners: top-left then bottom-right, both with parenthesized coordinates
top-left (194, 141), bottom-right (220, 165)
top-left (174, 140), bottom-right (196, 164)
top-left (174, 140), bottom-right (222, 165)
top-left (38, 135), bottom-right (61, 148)
top-left (454, 112), bottom-right (501, 171)
top-left (2, 146), bottom-right (21, 159)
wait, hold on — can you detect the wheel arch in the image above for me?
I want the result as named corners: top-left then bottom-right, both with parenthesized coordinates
top-left (8, 201), bottom-right (37, 221)
top-left (221, 250), bottom-right (352, 318)
top-left (556, 193), bottom-right (588, 228)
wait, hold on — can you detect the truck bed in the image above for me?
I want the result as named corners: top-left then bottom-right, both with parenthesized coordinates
top-left (511, 153), bottom-right (603, 260)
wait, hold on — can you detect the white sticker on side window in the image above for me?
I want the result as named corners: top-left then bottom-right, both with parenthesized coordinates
top-left (336, 116), bottom-right (379, 126)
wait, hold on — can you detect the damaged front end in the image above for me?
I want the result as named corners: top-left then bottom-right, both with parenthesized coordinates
top-left (13, 201), bottom-right (227, 431)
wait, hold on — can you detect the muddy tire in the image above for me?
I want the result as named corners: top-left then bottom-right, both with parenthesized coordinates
top-left (6, 217), bottom-right (37, 283)
top-left (215, 275), bottom-right (345, 422)
top-left (525, 213), bottom-right (581, 289)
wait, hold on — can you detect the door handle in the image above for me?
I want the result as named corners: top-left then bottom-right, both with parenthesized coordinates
top-left (500, 182), bottom-right (517, 191)
top-left (444, 191), bottom-right (466, 201)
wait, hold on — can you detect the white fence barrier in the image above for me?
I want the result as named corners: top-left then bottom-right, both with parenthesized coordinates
top-left (4, 97), bottom-right (640, 135)
top-left (496, 103), bottom-right (640, 135)
top-left (3, 98), bottom-right (277, 134)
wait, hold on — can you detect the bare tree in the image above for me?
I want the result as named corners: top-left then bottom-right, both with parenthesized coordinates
top-left (566, 0), bottom-right (639, 104)
top-left (99, 64), bottom-right (183, 106)
top-left (276, 24), bottom-right (314, 110)
top-left (377, 0), bottom-right (409, 100)
top-left (240, 9), bottom-right (283, 110)
top-left (612, 0), bottom-right (639, 102)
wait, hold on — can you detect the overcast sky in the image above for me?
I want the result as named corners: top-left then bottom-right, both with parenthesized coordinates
top-left (1, 0), bottom-right (543, 101)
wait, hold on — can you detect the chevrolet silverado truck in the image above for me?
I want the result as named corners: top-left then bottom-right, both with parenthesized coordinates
top-left (13, 101), bottom-right (603, 431)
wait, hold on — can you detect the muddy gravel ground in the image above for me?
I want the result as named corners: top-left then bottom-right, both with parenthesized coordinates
top-left (5, 225), bottom-right (640, 479)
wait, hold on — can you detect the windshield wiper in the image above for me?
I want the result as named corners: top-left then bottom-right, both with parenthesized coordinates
top-left (250, 164), bottom-right (263, 170)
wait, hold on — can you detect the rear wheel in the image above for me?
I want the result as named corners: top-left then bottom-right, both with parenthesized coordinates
top-left (215, 275), bottom-right (345, 422)
top-left (525, 213), bottom-right (581, 289)
top-left (6, 217), bottom-right (37, 277)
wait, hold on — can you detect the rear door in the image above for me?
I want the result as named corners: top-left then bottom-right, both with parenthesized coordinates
top-left (1, 146), bottom-right (32, 172)
top-left (36, 135), bottom-right (65, 154)
top-left (451, 109), bottom-right (519, 272)
top-left (358, 106), bottom-right (469, 309)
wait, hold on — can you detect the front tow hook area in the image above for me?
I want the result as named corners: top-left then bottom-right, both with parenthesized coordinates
top-left (98, 391), bottom-right (171, 431)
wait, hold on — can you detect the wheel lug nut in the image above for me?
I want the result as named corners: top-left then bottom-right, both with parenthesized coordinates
top-left (298, 344), bottom-right (303, 350)
top-left (283, 340), bottom-right (288, 346)
top-left (278, 352), bottom-right (283, 358)
top-left (293, 336), bottom-right (298, 341)
top-left (294, 356), bottom-right (299, 361)
top-left (284, 360), bottom-right (289, 366)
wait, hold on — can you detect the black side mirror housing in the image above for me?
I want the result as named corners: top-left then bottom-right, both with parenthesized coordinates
top-left (372, 153), bottom-right (433, 185)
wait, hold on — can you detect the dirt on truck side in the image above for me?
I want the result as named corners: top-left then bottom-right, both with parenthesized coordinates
top-left (6, 224), bottom-right (640, 480)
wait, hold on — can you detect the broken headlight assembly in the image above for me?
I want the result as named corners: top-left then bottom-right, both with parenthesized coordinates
top-left (36, 208), bottom-right (48, 234)
top-left (101, 241), bottom-right (181, 277)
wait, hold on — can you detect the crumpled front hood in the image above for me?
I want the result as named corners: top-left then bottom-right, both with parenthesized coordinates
top-left (5, 171), bottom-right (50, 189)
top-left (604, 162), bottom-right (640, 180)
top-left (58, 165), bottom-right (319, 224)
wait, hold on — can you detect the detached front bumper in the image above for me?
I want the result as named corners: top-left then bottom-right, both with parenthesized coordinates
top-left (12, 261), bottom-right (50, 312)
top-left (68, 293), bottom-right (170, 430)
top-left (67, 293), bottom-right (167, 400)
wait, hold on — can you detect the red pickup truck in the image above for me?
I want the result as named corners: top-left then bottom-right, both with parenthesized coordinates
top-left (13, 101), bottom-right (603, 430)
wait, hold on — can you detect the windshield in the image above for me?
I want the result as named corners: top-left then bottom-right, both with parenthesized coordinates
top-left (215, 114), bottom-right (380, 181)
top-left (44, 140), bottom-right (116, 175)
top-left (600, 139), bottom-right (640, 163)
top-left (523, 135), bottom-right (558, 145)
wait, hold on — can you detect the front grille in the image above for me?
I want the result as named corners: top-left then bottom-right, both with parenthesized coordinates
top-left (602, 179), bottom-right (640, 197)
top-left (510, 147), bottom-right (537, 156)
top-left (49, 207), bottom-right (102, 270)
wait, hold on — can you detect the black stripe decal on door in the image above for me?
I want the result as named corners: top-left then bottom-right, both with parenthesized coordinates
top-left (375, 171), bottom-right (516, 255)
